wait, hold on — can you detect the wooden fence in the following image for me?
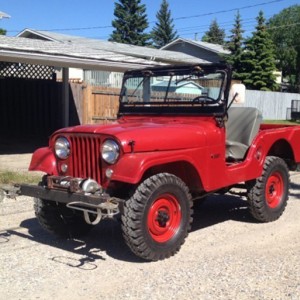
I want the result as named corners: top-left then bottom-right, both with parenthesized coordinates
top-left (82, 85), bottom-right (120, 124)
top-left (80, 85), bottom-right (300, 123)
top-left (4, 80), bottom-right (295, 139)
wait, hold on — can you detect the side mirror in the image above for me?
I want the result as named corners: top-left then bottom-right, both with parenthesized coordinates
top-left (229, 83), bottom-right (245, 104)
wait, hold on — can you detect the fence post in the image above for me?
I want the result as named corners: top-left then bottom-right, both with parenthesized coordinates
top-left (82, 84), bottom-right (90, 124)
top-left (62, 67), bottom-right (69, 127)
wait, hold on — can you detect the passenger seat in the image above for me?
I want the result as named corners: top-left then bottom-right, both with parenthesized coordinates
top-left (226, 107), bottom-right (263, 161)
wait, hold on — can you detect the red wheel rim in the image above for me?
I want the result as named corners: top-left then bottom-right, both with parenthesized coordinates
top-left (265, 171), bottom-right (284, 208)
top-left (147, 193), bottom-right (182, 243)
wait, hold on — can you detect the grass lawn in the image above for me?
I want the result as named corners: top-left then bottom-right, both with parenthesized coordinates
top-left (0, 171), bottom-right (40, 185)
top-left (263, 120), bottom-right (300, 125)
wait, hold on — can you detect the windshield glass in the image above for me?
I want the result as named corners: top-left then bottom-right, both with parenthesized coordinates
top-left (121, 69), bottom-right (225, 105)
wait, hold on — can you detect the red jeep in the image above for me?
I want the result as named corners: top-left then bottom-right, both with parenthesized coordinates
top-left (20, 63), bottom-right (300, 261)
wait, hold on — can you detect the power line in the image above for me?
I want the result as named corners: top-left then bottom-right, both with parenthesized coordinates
top-left (173, 0), bottom-right (286, 21)
top-left (7, 25), bottom-right (113, 33)
top-left (179, 21), bottom-right (300, 38)
top-left (73, 20), bottom-right (300, 41)
top-left (267, 21), bottom-right (300, 30)
top-left (177, 18), bottom-right (258, 33)
top-left (6, 0), bottom-right (288, 34)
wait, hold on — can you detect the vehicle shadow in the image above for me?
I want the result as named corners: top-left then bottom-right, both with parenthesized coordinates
top-left (191, 193), bottom-right (255, 231)
top-left (8, 217), bottom-right (143, 266)
top-left (290, 181), bottom-right (300, 200)
top-left (5, 193), bottom-right (255, 266)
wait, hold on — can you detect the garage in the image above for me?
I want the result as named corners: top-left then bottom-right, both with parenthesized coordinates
top-left (0, 35), bottom-right (162, 154)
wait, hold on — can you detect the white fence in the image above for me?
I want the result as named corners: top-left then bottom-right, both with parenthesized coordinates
top-left (244, 90), bottom-right (300, 120)
top-left (84, 71), bottom-right (123, 87)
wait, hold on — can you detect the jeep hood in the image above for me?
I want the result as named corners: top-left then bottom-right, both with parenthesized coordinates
top-left (55, 118), bottom-right (220, 153)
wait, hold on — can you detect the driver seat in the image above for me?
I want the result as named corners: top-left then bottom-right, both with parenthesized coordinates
top-left (226, 107), bottom-right (262, 161)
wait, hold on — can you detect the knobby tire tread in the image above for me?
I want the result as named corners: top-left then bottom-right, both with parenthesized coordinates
top-left (34, 198), bottom-right (93, 238)
top-left (122, 173), bottom-right (193, 261)
top-left (247, 156), bottom-right (289, 222)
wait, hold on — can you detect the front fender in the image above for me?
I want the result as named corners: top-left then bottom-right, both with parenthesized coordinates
top-left (111, 150), bottom-right (201, 185)
top-left (29, 147), bottom-right (58, 175)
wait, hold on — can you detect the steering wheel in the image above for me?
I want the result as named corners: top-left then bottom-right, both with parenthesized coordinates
top-left (192, 96), bottom-right (215, 103)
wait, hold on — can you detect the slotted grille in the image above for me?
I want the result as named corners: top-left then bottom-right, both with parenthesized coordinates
top-left (69, 135), bottom-right (102, 184)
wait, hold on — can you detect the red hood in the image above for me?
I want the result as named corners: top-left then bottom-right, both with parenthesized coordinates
top-left (55, 117), bottom-right (221, 153)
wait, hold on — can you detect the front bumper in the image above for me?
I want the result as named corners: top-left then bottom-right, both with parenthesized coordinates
top-left (19, 184), bottom-right (113, 206)
top-left (19, 180), bottom-right (123, 225)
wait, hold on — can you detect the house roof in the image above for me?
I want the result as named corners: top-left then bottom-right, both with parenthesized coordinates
top-left (17, 29), bottom-right (209, 65)
top-left (0, 35), bottom-right (164, 71)
top-left (161, 38), bottom-right (230, 55)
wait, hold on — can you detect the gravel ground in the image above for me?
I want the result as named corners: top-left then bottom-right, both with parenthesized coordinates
top-left (0, 153), bottom-right (32, 173)
top-left (0, 173), bottom-right (300, 300)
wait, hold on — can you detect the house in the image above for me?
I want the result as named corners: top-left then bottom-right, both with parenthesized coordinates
top-left (0, 32), bottom-right (212, 144)
top-left (0, 31), bottom-right (230, 149)
top-left (17, 29), bottom-right (208, 87)
top-left (152, 80), bottom-right (204, 95)
top-left (0, 34), bottom-right (169, 141)
top-left (161, 38), bottom-right (230, 64)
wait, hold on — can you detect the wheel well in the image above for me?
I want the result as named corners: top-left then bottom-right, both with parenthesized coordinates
top-left (267, 139), bottom-right (296, 170)
top-left (142, 161), bottom-right (203, 193)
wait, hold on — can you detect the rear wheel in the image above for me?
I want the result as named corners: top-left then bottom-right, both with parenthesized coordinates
top-left (247, 156), bottom-right (289, 222)
top-left (122, 173), bottom-right (193, 261)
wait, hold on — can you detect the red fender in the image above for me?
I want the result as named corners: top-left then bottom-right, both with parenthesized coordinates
top-left (29, 147), bottom-right (58, 175)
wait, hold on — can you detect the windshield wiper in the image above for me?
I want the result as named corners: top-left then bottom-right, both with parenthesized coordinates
top-left (128, 78), bottom-right (146, 97)
top-left (164, 75), bottom-right (173, 102)
top-left (175, 75), bottom-right (194, 85)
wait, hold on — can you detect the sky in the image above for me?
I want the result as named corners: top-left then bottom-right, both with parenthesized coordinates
top-left (0, 0), bottom-right (299, 41)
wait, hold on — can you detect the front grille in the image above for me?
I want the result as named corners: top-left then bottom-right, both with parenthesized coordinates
top-left (68, 135), bottom-right (102, 184)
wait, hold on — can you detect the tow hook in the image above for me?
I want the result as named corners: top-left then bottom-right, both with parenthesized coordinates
top-left (66, 198), bottom-right (120, 225)
top-left (0, 184), bottom-right (21, 202)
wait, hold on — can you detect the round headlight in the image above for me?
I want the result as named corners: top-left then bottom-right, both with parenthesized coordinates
top-left (101, 140), bottom-right (120, 164)
top-left (55, 137), bottom-right (70, 159)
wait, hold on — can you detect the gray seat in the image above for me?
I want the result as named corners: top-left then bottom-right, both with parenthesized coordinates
top-left (226, 107), bottom-right (262, 160)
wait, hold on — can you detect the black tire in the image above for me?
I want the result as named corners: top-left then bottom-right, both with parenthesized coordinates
top-left (247, 156), bottom-right (290, 222)
top-left (121, 173), bottom-right (193, 261)
top-left (34, 198), bottom-right (93, 238)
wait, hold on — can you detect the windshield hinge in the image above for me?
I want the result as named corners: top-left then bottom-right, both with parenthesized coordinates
top-left (215, 116), bottom-right (225, 128)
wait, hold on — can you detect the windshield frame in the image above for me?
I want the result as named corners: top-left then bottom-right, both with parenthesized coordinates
top-left (118, 63), bottom-right (232, 117)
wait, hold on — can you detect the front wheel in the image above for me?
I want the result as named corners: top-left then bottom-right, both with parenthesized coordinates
top-left (121, 173), bottom-right (193, 261)
top-left (34, 198), bottom-right (93, 238)
top-left (247, 156), bottom-right (290, 222)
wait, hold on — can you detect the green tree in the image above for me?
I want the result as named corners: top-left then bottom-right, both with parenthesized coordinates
top-left (0, 28), bottom-right (6, 35)
top-left (268, 5), bottom-right (300, 92)
top-left (202, 19), bottom-right (225, 45)
top-left (225, 11), bottom-right (244, 79)
top-left (240, 11), bottom-right (277, 91)
top-left (151, 0), bottom-right (178, 48)
top-left (109, 0), bottom-right (149, 46)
